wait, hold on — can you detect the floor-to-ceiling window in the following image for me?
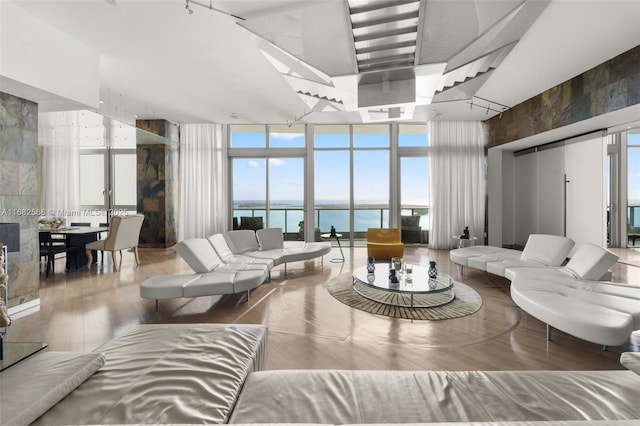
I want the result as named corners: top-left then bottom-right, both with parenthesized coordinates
top-left (353, 124), bottom-right (390, 244)
top-left (229, 122), bottom-right (429, 246)
top-left (313, 124), bottom-right (391, 246)
top-left (230, 124), bottom-right (305, 239)
top-left (313, 125), bottom-right (351, 241)
top-left (398, 123), bottom-right (429, 244)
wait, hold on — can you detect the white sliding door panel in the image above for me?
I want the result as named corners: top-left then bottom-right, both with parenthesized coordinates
top-left (537, 147), bottom-right (565, 236)
top-left (514, 153), bottom-right (538, 247)
top-left (565, 136), bottom-right (607, 249)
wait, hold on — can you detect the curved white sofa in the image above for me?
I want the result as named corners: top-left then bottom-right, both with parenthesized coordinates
top-left (506, 243), bottom-right (639, 347)
top-left (450, 235), bottom-right (639, 347)
top-left (450, 234), bottom-right (575, 276)
top-left (140, 228), bottom-right (331, 310)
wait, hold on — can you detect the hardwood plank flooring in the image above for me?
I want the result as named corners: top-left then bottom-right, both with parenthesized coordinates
top-left (6, 246), bottom-right (639, 372)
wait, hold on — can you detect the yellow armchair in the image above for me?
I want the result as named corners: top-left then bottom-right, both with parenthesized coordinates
top-left (367, 228), bottom-right (404, 260)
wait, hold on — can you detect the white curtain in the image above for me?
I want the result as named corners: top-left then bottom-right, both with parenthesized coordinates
top-left (39, 111), bottom-right (81, 216)
top-left (179, 123), bottom-right (228, 240)
top-left (428, 121), bottom-right (486, 249)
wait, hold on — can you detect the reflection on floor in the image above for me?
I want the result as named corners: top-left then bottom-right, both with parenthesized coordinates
top-left (7, 246), bottom-right (640, 373)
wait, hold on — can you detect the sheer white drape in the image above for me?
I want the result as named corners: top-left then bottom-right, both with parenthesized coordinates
top-left (39, 111), bottom-right (81, 216)
top-left (179, 123), bottom-right (228, 240)
top-left (428, 121), bottom-right (486, 249)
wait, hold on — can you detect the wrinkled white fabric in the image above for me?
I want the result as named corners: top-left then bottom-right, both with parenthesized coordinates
top-left (0, 351), bottom-right (105, 425)
top-left (428, 121), bottom-right (486, 249)
top-left (179, 123), bottom-right (228, 240)
top-left (229, 369), bottom-right (640, 424)
top-left (32, 324), bottom-right (267, 425)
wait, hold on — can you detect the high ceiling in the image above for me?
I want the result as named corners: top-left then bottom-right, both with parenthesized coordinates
top-left (3, 0), bottom-right (640, 126)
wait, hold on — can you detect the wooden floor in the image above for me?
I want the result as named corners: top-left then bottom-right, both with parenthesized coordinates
top-left (7, 246), bottom-right (640, 372)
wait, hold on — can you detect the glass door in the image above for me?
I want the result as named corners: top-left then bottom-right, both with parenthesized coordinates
top-left (79, 148), bottom-right (137, 225)
top-left (400, 157), bottom-right (429, 244)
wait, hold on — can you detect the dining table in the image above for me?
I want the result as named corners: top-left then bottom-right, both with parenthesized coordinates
top-left (39, 226), bottom-right (109, 269)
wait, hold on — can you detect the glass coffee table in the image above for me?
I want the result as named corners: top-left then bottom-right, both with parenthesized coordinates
top-left (352, 263), bottom-right (455, 308)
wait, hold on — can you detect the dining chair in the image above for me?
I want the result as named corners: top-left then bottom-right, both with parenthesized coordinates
top-left (85, 214), bottom-right (145, 271)
top-left (96, 222), bottom-right (110, 262)
top-left (39, 232), bottom-right (78, 277)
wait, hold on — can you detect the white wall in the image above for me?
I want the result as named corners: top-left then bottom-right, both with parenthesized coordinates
top-left (513, 152), bottom-right (538, 246)
top-left (536, 146), bottom-right (565, 236)
top-left (487, 148), bottom-right (503, 247)
top-left (489, 131), bottom-right (607, 249)
top-left (564, 134), bottom-right (607, 249)
top-left (488, 148), bottom-right (515, 247)
top-left (0, 2), bottom-right (99, 108)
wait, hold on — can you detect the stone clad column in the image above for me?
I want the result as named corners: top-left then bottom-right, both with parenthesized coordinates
top-left (0, 92), bottom-right (40, 310)
top-left (135, 119), bottom-right (179, 248)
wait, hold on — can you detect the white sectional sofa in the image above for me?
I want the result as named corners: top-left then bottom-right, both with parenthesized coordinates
top-left (450, 235), bottom-right (640, 347)
top-left (450, 234), bottom-right (575, 276)
top-left (140, 228), bottom-right (331, 311)
top-left (4, 323), bottom-right (640, 425)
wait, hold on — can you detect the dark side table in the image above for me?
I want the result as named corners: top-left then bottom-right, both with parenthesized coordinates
top-left (321, 233), bottom-right (345, 263)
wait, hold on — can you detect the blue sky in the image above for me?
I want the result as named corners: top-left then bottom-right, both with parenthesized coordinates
top-left (231, 130), bottom-right (428, 206)
top-left (230, 129), bottom-right (638, 208)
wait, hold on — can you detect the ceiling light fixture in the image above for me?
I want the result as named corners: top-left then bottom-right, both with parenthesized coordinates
top-left (185, 0), bottom-right (194, 15)
top-left (466, 96), bottom-right (510, 117)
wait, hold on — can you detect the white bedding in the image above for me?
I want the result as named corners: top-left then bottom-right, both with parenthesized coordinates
top-left (0, 351), bottom-right (105, 425)
top-left (229, 368), bottom-right (640, 424)
top-left (32, 323), bottom-right (268, 425)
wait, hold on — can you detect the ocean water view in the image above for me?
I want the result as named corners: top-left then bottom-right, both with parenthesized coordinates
top-left (234, 200), bottom-right (429, 234)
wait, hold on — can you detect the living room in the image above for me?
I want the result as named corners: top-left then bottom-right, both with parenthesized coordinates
top-left (1, 1), bottom-right (640, 424)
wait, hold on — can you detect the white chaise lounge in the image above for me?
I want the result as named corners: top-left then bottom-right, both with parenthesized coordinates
top-left (450, 236), bottom-right (640, 347)
top-left (506, 243), bottom-right (639, 347)
top-left (450, 234), bottom-right (575, 277)
top-left (226, 228), bottom-right (332, 274)
top-left (140, 228), bottom-right (331, 311)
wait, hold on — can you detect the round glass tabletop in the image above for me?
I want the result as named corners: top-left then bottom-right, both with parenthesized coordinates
top-left (352, 263), bottom-right (455, 308)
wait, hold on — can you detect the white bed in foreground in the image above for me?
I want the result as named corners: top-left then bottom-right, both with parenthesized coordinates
top-left (1, 323), bottom-right (639, 425)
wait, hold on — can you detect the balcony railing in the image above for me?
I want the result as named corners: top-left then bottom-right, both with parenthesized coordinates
top-left (233, 206), bottom-right (429, 244)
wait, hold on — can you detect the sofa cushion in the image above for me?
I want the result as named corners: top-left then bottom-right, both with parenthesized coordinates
top-left (510, 278), bottom-right (634, 346)
top-left (140, 274), bottom-right (200, 300)
top-left (183, 272), bottom-right (236, 297)
top-left (520, 234), bottom-right (574, 266)
top-left (281, 241), bottom-right (332, 263)
top-left (232, 270), bottom-right (269, 293)
top-left (621, 352), bottom-right (640, 376)
top-left (565, 243), bottom-right (618, 280)
top-left (1, 352), bottom-right (105, 426)
top-left (256, 227), bottom-right (284, 250)
top-left (33, 324), bottom-right (269, 425)
top-left (449, 245), bottom-right (506, 267)
top-left (485, 258), bottom-right (550, 277)
top-left (208, 233), bottom-right (237, 261)
top-left (208, 234), bottom-right (275, 269)
top-left (174, 238), bottom-right (223, 273)
top-left (225, 230), bottom-right (260, 254)
top-left (467, 250), bottom-right (521, 271)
